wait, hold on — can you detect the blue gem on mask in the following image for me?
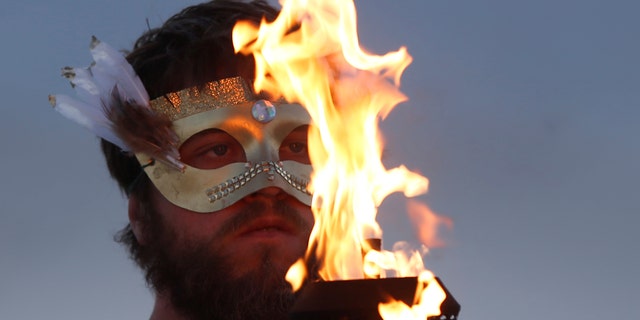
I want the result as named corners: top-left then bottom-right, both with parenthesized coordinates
top-left (251, 99), bottom-right (276, 123)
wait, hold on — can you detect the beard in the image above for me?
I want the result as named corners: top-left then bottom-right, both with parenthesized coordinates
top-left (139, 199), bottom-right (312, 320)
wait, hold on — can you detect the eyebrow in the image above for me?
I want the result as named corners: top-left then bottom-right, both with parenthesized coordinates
top-left (179, 128), bottom-right (235, 157)
top-left (182, 128), bottom-right (227, 144)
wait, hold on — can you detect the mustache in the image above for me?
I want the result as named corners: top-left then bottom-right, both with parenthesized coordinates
top-left (214, 198), bottom-right (312, 239)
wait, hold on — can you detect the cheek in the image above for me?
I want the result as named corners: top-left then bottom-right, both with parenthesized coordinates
top-left (295, 202), bottom-right (315, 230)
top-left (150, 186), bottom-right (228, 243)
top-left (170, 214), bottom-right (225, 244)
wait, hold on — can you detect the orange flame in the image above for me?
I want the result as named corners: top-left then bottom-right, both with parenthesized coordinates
top-left (408, 200), bottom-right (453, 248)
top-left (234, 0), bottom-right (446, 317)
top-left (379, 271), bottom-right (447, 319)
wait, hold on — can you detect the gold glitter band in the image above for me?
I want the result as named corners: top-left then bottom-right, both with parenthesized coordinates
top-left (149, 77), bottom-right (255, 121)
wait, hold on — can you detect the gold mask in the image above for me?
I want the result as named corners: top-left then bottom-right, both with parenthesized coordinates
top-left (135, 77), bottom-right (312, 213)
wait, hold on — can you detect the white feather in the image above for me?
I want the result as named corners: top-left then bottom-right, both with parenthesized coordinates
top-left (89, 37), bottom-right (149, 107)
top-left (63, 67), bottom-right (101, 107)
top-left (49, 36), bottom-right (145, 152)
top-left (50, 37), bottom-right (183, 169)
top-left (50, 94), bottom-right (127, 149)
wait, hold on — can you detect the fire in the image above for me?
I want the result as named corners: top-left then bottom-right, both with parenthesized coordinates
top-left (408, 200), bottom-right (454, 249)
top-left (233, 0), bottom-right (446, 317)
top-left (378, 271), bottom-right (447, 319)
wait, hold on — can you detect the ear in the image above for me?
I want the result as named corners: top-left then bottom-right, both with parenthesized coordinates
top-left (128, 194), bottom-right (148, 245)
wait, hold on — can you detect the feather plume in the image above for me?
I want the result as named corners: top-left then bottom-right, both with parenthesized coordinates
top-left (49, 94), bottom-right (126, 148)
top-left (89, 36), bottom-right (149, 107)
top-left (49, 37), bottom-right (184, 171)
top-left (107, 88), bottom-right (183, 171)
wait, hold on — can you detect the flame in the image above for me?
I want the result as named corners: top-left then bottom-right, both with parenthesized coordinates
top-left (285, 258), bottom-right (307, 292)
top-left (379, 271), bottom-right (447, 319)
top-left (408, 200), bottom-right (453, 248)
top-left (233, 0), bottom-right (446, 317)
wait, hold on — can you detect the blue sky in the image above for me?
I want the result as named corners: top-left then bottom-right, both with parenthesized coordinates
top-left (1, 0), bottom-right (639, 319)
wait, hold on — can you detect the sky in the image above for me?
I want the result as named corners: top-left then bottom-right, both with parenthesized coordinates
top-left (1, 0), bottom-right (639, 319)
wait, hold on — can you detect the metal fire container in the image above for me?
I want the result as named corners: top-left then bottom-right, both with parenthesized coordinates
top-left (289, 277), bottom-right (460, 319)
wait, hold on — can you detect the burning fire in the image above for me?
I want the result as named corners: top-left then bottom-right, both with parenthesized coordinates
top-left (233, 0), bottom-right (447, 318)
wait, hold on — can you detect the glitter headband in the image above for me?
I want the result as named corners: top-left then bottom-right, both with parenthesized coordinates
top-left (149, 77), bottom-right (255, 121)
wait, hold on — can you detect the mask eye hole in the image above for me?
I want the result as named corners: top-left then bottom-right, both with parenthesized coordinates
top-left (179, 129), bottom-right (247, 169)
top-left (279, 125), bottom-right (311, 164)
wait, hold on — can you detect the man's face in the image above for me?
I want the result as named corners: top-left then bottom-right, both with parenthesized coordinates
top-left (136, 124), bottom-right (314, 320)
top-left (131, 80), bottom-right (316, 318)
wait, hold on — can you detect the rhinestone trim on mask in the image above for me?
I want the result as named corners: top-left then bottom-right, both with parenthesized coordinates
top-left (205, 161), bottom-right (311, 203)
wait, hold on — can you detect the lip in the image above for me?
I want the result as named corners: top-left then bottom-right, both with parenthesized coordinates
top-left (236, 216), bottom-right (298, 239)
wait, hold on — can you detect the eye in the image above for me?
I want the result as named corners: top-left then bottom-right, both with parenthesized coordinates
top-left (210, 144), bottom-right (228, 156)
top-left (179, 129), bottom-right (246, 169)
top-left (288, 142), bottom-right (306, 154)
top-left (279, 125), bottom-right (311, 164)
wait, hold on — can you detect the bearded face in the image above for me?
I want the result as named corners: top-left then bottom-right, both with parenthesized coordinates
top-left (120, 76), bottom-right (316, 319)
top-left (132, 182), bottom-right (314, 320)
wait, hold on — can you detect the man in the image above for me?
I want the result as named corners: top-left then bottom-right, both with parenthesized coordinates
top-left (54, 1), bottom-right (315, 319)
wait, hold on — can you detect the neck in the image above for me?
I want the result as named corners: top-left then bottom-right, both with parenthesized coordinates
top-left (149, 293), bottom-right (187, 320)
